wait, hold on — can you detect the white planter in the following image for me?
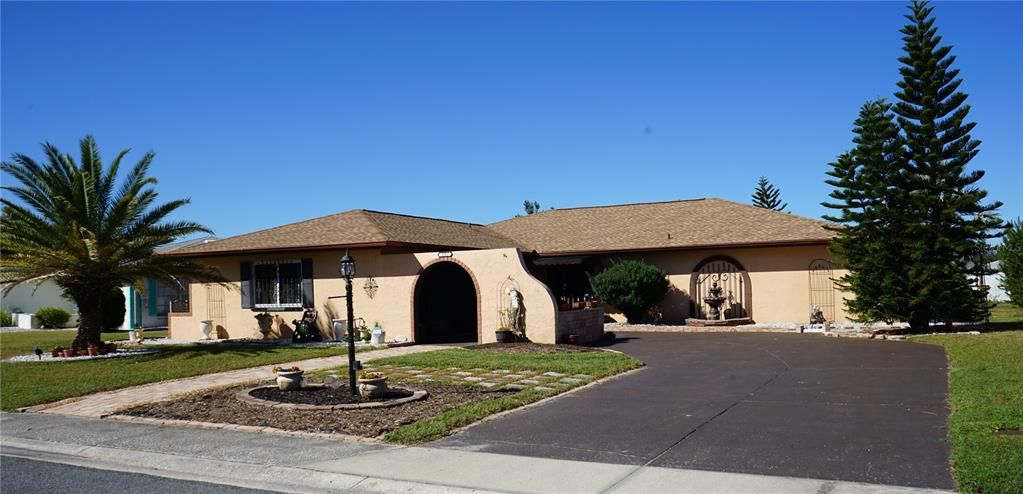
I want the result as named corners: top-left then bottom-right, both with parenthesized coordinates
top-left (128, 329), bottom-right (137, 342)
top-left (276, 370), bottom-right (304, 390)
top-left (332, 319), bottom-right (346, 341)
top-left (370, 328), bottom-right (385, 345)
top-left (357, 376), bottom-right (388, 399)
top-left (199, 320), bottom-right (214, 340)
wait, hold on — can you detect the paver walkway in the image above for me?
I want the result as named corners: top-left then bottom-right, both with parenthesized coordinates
top-left (28, 343), bottom-right (463, 418)
top-left (359, 363), bottom-right (594, 392)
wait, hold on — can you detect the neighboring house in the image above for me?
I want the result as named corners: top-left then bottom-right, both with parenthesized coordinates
top-left (0, 236), bottom-right (215, 330)
top-left (164, 198), bottom-right (852, 344)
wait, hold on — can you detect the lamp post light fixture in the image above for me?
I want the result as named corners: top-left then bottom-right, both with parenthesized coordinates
top-left (339, 249), bottom-right (358, 395)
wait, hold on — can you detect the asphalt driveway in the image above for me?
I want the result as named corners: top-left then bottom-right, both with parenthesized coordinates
top-left (433, 332), bottom-right (953, 489)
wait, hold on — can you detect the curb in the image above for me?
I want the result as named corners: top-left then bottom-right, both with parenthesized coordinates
top-left (103, 414), bottom-right (384, 444)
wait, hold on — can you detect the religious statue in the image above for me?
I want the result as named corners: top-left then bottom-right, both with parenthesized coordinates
top-left (508, 287), bottom-right (523, 337)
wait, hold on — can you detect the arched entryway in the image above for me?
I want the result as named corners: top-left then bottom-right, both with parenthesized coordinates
top-left (413, 261), bottom-right (479, 343)
top-left (689, 255), bottom-right (753, 320)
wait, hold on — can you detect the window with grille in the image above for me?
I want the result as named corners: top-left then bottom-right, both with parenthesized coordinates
top-left (253, 260), bottom-right (304, 309)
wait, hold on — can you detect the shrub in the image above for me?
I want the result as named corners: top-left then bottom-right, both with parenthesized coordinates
top-left (102, 288), bottom-right (127, 330)
top-left (35, 307), bottom-right (71, 329)
top-left (0, 308), bottom-right (13, 327)
top-left (1000, 219), bottom-right (1023, 307)
top-left (589, 260), bottom-right (669, 323)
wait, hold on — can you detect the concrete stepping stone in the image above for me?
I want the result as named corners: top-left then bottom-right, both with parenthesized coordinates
top-left (406, 369), bottom-right (425, 374)
top-left (453, 371), bottom-right (473, 376)
top-left (559, 377), bottom-right (583, 384)
top-left (572, 374), bottom-right (592, 380)
top-left (542, 372), bottom-right (564, 377)
top-left (491, 369), bottom-right (511, 374)
top-left (519, 379), bottom-right (540, 385)
top-left (503, 384), bottom-right (526, 390)
top-left (533, 386), bottom-right (555, 392)
top-left (463, 376), bottom-right (483, 382)
top-left (478, 382), bottom-right (498, 388)
top-left (504, 374), bottom-right (524, 379)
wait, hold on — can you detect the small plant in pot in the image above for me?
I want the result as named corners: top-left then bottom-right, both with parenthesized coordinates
top-left (357, 371), bottom-right (389, 399)
top-left (495, 327), bottom-right (516, 343)
top-left (273, 366), bottom-right (304, 391)
top-left (51, 346), bottom-right (64, 358)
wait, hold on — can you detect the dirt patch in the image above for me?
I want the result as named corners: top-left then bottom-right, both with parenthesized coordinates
top-left (465, 342), bottom-right (596, 353)
top-left (249, 385), bottom-right (413, 406)
top-left (119, 380), bottom-right (514, 438)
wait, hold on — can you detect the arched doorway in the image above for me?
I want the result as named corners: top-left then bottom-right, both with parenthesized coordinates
top-left (689, 255), bottom-right (753, 320)
top-left (413, 261), bottom-right (479, 343)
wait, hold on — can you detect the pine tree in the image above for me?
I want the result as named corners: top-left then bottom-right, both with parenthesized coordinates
top-left (893, 0), bottom-right (1003, 330)
top-left (1000, 220), bottom-right (1023, 307)
top-left (751, 177), bottom-right (787, 211)
top-left (523, 200), bottom-right (541, 215)
top-left (823, 100), bottom-right (909, 323)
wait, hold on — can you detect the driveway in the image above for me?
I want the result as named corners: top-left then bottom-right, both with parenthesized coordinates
top-left (433, 332), bottom-right (953, 489)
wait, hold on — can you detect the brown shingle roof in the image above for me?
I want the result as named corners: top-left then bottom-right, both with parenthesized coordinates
top-left (168, 198), bottom-right (833, 257)
top-left (486, 198), bottom-right (833, 255)
top-left (168, 210), bottom-right (517, 256)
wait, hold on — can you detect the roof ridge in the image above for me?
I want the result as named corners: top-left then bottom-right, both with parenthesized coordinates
top-left (489, 198), bottom-right (708, 225)
top-left (198, 209), bottom-right (371, 247)
top-left (704, 197), bottom-right (829, 225)
top-left (361, 209), bottom-right (489, 228)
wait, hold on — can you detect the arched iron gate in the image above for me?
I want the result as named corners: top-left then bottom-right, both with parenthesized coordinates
top-left (689, 256), bottom-right (752, 320)
top-left (808, 259), bottom-right (836, 323)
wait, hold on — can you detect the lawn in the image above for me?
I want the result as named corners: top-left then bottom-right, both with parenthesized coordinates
top-left (988, 302), bottom-right (1023, 325)
top-left (916, 330), bottom-right (1023, 494)
top-left (365, 347), bottom-right (642, 444)
top-left (0, 332), bottom-right (358, 411)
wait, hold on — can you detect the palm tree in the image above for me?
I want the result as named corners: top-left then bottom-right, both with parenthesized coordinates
top-left (1, 135), bottom-right (225, 349)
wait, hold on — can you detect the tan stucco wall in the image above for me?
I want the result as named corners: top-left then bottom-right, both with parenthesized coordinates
top-left (169, 248), bottom-right (559, 343)
top-left (597, 244), bottom-right (851, 324)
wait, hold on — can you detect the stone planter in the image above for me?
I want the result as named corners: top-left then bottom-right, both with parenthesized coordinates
top-left (357, 376), bottom-right (389, 399)
top-left (495, 330), bottom-right (515, 343)
top-left (199, 320), bottom-right (214, 340)
top-left (275, 370), bottom-right (304, 391)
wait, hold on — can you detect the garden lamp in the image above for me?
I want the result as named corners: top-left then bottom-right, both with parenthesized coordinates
top-left (338, 249), bottom-right (358, 395)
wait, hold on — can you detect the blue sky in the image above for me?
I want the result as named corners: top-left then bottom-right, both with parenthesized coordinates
top-left (2, 1), bottom-right (1020, 239)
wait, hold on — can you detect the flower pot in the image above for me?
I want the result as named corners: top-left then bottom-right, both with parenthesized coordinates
top-left (495, 330), bottom-right (516, 343)
top-left (199, 320), bottom-right (214, 340)
top-left (87, 347), bottom-right (99, 356)
top-left (62, 349), bottom-right (75, 358)
top-left (567, 334), bottom-right (580, 345)
top-left (357, 376), bottom-right (389, 399)
top-left (275, 370), bottom-right (304, 391)
top-left (51, 347), bottom-right (63, 358)
top-left (106, 343), bottom-right (117, 353)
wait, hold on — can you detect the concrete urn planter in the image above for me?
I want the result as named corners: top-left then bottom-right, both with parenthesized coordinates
top-left (357, 376), bottom-right (389, 399)
top-left (199, 320), bottom-right (214, 340)
top-left (275, 370), bottom-right (304, 391)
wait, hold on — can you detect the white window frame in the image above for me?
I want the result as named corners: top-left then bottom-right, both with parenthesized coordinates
top-left (253, 259), bottom-right (304, 309)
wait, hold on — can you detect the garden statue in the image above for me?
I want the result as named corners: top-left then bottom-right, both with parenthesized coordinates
top-left (508, 287), bottom-right (524, 337)
top-left (810, 306), bottom-right (826, 325)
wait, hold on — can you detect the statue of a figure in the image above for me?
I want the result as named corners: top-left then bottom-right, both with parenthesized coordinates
top-left (508, 288), bottom-right (523, 336)
top-left (810, 306), bottom-right (826, 325)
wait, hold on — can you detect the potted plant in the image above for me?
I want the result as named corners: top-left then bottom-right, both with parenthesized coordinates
top-left (273, 366), bottom-right (304, 390)
top-left (87, 345), bottom-right (100, 357)
top-left (105, 342), bottom-right (118, 353)
top-left (357, 371), bottom-right (388, 399)
top-left (495, 327), bottom-right (516, 343)
top-left (51, 346), bottom-right (64, 358)
top-left (62, 348), bottom-right (76, 358)
top-left (358, 322), bottom-right (371, 342)
top-left (567, 333), bottom-right (580, 345)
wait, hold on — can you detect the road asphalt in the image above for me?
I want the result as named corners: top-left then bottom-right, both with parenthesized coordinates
top-left (434, 332), bottom-right (954, 490)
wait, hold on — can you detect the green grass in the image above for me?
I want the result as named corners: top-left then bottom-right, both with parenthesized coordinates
top-left (915, 331), bottom-right (1023, 493)
top-left (988, 302), bottom-right (1023, 325)
top-left (374, 348), bottom-right (642, 444)
top-left (0, 329), bottom-right (168, 359)
top-left (0, 340), bottom-right (355, 411)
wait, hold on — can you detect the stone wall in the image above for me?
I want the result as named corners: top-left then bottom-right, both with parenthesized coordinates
top-left (557, 307), bottom-right (605, 344)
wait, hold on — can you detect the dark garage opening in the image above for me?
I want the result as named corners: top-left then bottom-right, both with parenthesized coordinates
top-left (414, 262), bottom-right (479, 343)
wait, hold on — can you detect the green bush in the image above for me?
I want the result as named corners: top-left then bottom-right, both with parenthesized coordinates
top-left (589, 260), bottom-right (669, 323)
top-left (0, 308), bottom-right (13, 327)
top-left (102, 288), bottom-right (126, 329)
top-left (34, 307), bottom-right (72, 329)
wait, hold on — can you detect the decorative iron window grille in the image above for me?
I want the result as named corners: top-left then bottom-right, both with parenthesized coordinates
top-left (253, 260), bottom-right (304, 309)
top-left (690, 256), bottom-right (752, 320)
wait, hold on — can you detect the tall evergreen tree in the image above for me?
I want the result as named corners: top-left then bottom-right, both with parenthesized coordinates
top-left (823, 100), bottom-right (909, 323)
top-left (523, 200), bottom-right (541, 215)
top-left (1000, 220), bottom-right (1023, 307)
top-left (893, 0), bottom-right (1003, 330)
top-left (751, 177), bottom-right (787, 211)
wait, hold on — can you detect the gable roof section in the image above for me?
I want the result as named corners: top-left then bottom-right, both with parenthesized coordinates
top-left (486, 198), bottom-right (833, 255)
top-left (167, 210), bottom-right (517, 256)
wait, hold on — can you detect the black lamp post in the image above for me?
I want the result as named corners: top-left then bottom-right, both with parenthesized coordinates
top-left (339, 249), bottom-right (358, 395)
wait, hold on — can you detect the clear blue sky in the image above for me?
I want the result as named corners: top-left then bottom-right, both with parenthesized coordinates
top-left (3, 1), bottom-right (1020, 239)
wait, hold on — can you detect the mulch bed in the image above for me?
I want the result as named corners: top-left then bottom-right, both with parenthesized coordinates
top-left (465, 342), bottom-right (596, 353)
top-left (119, 379), bottom-right (513, 438)
top-left (249, 384), bottom-right (413, 406)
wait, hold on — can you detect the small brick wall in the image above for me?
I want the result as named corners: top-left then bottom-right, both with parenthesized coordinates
top-left (557, 307), bottom-right (605, 344)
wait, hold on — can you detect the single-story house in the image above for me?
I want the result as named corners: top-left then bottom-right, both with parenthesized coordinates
top-left (164, 198), bottom-right (850, 343)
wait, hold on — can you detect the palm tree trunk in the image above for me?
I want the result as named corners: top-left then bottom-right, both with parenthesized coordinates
top-left (71, 290), bottom-right (104, 350)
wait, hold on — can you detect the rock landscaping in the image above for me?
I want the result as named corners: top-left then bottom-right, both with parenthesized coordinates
top-left (5, 348), bottom-right (162, 363)
top-left (119, 379), bottom-right (515, 438)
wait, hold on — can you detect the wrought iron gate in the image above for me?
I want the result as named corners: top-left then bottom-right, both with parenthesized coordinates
top-left (206, 284), bottom-right (226, 334)
top-left (690, 256), bottom-right (751, 320)
top-left (808, 259), bottom-right (836, 323)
